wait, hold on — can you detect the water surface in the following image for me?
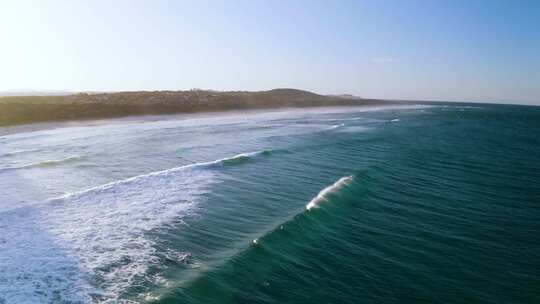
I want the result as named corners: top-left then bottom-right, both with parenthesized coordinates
top-left (1, 104), bottom-right (539, 303)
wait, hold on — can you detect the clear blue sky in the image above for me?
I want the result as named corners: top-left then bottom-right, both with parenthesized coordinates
top-left (1, 0), bottom-right (539, 104)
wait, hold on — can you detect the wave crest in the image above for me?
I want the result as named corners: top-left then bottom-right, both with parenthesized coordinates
top-left (306, 175), bottom-right (354, 210)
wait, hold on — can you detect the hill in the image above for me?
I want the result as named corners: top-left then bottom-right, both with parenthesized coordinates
top-left (0, 88), bottom-right (390, 126)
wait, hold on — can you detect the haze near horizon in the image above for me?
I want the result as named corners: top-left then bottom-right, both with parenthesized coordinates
top-left (1, 0), bottom-right (539, 104)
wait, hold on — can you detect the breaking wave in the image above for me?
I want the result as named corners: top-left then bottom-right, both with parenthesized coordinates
top-left (0, 150), bottom-right (274, 303)
top-left (306, 175), bottom-right (354, 210)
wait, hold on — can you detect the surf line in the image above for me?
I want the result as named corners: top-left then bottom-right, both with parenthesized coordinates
top-left (148, 174), bottom-right (356, 301)
top-left (51, 149), bottom-right (276, 201)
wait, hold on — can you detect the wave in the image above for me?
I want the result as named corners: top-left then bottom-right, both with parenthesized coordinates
top-left (0, 155), bottom-right (83, 172)
top-left (253, 175), bottom-right (357, 246)
top-left (249, 175), bottom-right (356, 246)
top-left (0, 148), bottom-right (40, 157)
top-left (390, 118), bottom-right (400, 122)
top-left (156, 174), bottom-right (358, 300)
top-left (0, 150), bottom-right (275, 303)
top-left (217, 149), bottom-right (274, 165)
top-left (0, 149), bottom-right (276, 175)
top-left (54, 150), bottom-right (275, 201)
top-left (306, 175), bottom-right (354, 210)
top-left (30, 155), bottom-right (83, 167)
top-left (326, 123), bottom-right (345, 131)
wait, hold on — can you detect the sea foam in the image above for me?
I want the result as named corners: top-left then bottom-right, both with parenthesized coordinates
top-left (0, 150), bottom-right (270, 303)
top-left (306, 176), bottom-right (354, 210)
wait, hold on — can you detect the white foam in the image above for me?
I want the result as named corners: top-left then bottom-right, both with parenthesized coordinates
top-left (306, 176), bottom-right (354, 210)
top-left (326, 123), bottom-right (345, 130)
top-left (51, 151), bottom-right (266, 202)
top-left (390, 118), bottom-right (400, 122)
top-left (0, 151), bottom-right (268, 303)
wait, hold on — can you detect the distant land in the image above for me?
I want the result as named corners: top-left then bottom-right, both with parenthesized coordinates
top-left (0, 88), bottom-right (394, 126)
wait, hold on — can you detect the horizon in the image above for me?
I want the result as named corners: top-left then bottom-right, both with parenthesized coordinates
top-left (1, 1), bottom-right (539, 105)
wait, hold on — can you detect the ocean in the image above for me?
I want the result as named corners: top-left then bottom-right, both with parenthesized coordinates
top-left (0, 103), bottom-right (539, 303)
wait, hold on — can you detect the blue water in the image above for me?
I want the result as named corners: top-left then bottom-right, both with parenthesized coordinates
top-left (0, 104), bottom-right (539, 303)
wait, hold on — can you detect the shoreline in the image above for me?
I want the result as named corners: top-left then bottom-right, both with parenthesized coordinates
top-left (0, 104), bottom-right (396, 136)
top-left (0, 88), bottom-right (389, 127)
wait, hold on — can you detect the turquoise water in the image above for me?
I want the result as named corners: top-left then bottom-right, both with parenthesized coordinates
top-left (0, 104), bottom-right (539, 303)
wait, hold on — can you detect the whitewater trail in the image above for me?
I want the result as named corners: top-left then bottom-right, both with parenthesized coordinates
top-left (0, 150), bottom-right (272, 304)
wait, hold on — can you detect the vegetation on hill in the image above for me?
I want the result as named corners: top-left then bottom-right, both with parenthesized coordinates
top-left (0, 89), bottom-right (389, 126)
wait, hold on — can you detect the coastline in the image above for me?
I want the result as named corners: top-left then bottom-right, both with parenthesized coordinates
top-left (0, 104), bottom-right (397, 136)
top-left (0, 88), bottom-right (393, 128)
top-left (0, 88), bottom-right (405, 135)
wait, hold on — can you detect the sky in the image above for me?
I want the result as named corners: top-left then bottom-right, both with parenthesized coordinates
top-left (1, 0), bottom-right (539, 104)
